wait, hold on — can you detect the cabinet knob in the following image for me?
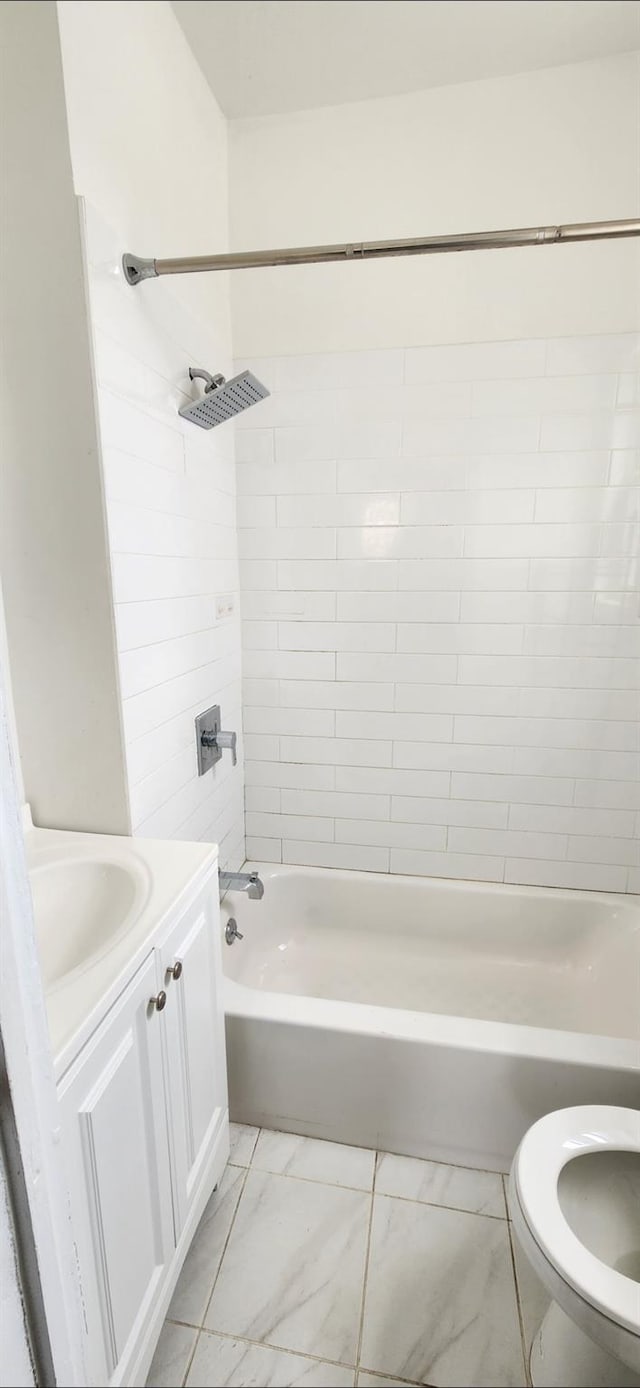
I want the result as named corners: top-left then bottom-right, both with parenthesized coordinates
top-left (151, 990), bottom-right (167, 1012)
top-left (166, 960), bottom-right (183, 981)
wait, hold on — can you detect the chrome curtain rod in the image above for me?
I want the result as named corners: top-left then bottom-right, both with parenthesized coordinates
top-left (122, 217), bottom-right (640, 285)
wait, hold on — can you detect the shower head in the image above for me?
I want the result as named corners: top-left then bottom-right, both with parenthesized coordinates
top-left (178, 367), bottom-right (269, 429)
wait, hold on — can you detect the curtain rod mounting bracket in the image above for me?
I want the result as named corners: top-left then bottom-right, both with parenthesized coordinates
top-left (122, 254), bottom-right (158, 285)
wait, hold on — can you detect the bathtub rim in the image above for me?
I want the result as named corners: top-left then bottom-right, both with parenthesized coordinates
top-left (223, 862), bottom-right (640, 1074)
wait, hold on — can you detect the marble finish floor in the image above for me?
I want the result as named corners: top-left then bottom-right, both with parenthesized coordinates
top-left (147, 1126), bottom-right (547, 1388)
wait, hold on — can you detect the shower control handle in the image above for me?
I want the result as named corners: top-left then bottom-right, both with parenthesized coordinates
top-left (195, 706), bottom-right (237, 774)
top-left (200, 727), bottom-right (237, 765)
top-left (215, 730), bottom-right (237, 766)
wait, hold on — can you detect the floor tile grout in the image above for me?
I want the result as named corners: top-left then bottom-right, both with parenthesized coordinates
top-left (231, 1162), bottom-right (375, 1194)
top-left (179, 1324), bottom-right (201, 1388)
top-left (179, 1162), bottom-right (252, 1386)
top-left (246, 1125), bottom-right (260, 1164)
top-left (360, 1375), bottom-right (435, 1387)
top-left (227, 1122), bottom-right (261, 1170)
top-left (372, 1187), bottom-right (507, 1220)
top-left (175, 1318), bottom-right (432, 1386)
top-left (353, 1159), bottom-right (377, 1375)
top-left (201, 1162), bottom-right (251, 1320)
top-left (180, 1319), bottom-right (359, 1370)
top-left (230, 1157), bottom-right (507, 1218)
top-left (505, 1207), bottom-right (532, 1388)
top-left (376, 1150), bottom-right (507, 1178)
top-left (231, 1124), bottom-right (506, 1178)
top-left (353, 1153), bottom-right (431, 1386)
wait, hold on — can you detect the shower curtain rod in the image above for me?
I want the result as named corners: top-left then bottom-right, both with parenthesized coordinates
top-left (122, 217), bottom-right (640, 285)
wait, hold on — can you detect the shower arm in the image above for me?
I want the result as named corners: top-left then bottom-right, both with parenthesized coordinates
top-left (122, 217), bottom-right (640, 284)
top-left (188, 367), bottom-right (225, 393)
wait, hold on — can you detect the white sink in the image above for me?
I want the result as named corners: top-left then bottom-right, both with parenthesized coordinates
top-left (23, 817), bottom-right (217, 1063)
top-left (30, 854), bottom-right (150, 989)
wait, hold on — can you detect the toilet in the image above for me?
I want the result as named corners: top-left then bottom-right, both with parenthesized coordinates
top-left (509, 1105), bottom-right (640, 1388)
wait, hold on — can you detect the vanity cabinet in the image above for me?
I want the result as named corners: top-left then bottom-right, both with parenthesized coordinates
top-left (158, 894), bottom-right (228, 1235)
top-left (57, 954), bottom-right (174, 1384)
top-left (57, 871), bottom-right (228, 1387)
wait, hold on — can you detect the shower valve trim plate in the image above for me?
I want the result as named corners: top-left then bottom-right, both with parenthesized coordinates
top-left (196, 705), bottom-right (237, 775)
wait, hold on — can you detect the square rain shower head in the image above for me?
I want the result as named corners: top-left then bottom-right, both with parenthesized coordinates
top-left (179, 369), bottom-right (269, 429)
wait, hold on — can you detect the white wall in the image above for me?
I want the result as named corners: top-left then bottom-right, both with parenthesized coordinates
top-left (57, 2), bottom-right (244, 865)
top-left (230, 54), bottom-right (640, 356)
top-left (56, 0), bottom-right (231, 345)
top-left (0, 0), bottom-right (129, 834)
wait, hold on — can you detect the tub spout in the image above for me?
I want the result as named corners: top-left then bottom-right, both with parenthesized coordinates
top-left (219, 869), bottom-right (264, 900)
top-left (247, 873), bottom-right (264, 899)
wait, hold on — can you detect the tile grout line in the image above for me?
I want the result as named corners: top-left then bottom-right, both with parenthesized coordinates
top-left (176, 1319), bottom-right (359, 1372)
top-left (180, 1159), bottom-right (253, 1386)
top-left (231, 1159), bottom-right (508, 1217)
top-left (234, 1136), bottom-right (507, 1178)
top-left (170, 1313), bottom-right (433, 1388)
top-left (504, 1189), bottom-right (532, 1388)
top-left (374, 1187), bottom-right (507, 1220)
top-left (353, 1154), bottom-right (378, 1380)
top-left (229, 1143), bottom-right (508, 1210)
top-left (228, 1161), bottom-right (376, 1194)
top-left (179, 1323), bottom-right (202, 1388)
top-left (360, 1374), bottom-right (434, 1388)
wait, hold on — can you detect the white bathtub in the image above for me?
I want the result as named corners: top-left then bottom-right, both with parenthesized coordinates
top-left (222, 864), bottom-right (640, 1171)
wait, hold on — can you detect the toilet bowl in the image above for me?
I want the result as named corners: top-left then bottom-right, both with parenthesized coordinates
top-left (510, 1105), bottom-right (640, 1388)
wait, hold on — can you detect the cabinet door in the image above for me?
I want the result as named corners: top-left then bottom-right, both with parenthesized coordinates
top-left (57, 955), bottom-right (174, 1385)
top-left (160, 886), bottom-right (228, 1234)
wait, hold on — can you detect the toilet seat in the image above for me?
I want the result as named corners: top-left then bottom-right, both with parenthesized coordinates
top-left (512, 1105), bottom-right (640, 1337)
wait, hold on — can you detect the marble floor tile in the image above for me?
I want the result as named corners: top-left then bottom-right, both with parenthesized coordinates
top-left (168, 1163), bottom-right (245, 1326)
top-left (146, 1320), bottom-right (197, 1387)
top-left (205, 1169), bottom-right (370, 1364)
top-left (229, 1122), bottom-right (260, 1166)
top-left (360, 1195), bottom-right (526, 1387)
top-left (186, 1332), bottom-right (354, 1386)
top-left (376, 1153), bottom-right (505, 1219)
top-left (253, 1130), bottom-right (376, 1190)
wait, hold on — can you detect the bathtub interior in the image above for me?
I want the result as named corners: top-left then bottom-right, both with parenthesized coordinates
top-left (222, 864), bottom-right (640, 1041)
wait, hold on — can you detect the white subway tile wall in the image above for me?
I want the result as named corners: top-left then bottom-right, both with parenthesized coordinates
top-left (84, 205), bottom-right (244, 867)
top-left (237, 336), bottom-right (639, 891)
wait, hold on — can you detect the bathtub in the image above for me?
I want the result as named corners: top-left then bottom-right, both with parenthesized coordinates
top-left (222, 864), bottom-right (640, 1171)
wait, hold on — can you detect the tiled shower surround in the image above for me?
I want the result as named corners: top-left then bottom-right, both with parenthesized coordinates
top-left (237, 334), bottom-right (639, 893)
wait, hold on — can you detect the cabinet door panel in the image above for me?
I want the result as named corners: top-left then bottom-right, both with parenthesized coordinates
top-left (161, 889), bottom-right (227, 1232)
top-left (58, 955), bottom-right (173, 1383)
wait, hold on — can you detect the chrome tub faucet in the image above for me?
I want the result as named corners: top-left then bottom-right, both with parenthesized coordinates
top-left (218, 869), bottom-right (264, 900)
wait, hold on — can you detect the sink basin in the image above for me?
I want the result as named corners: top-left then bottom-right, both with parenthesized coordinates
top-left (30, 855), bottom-right (150, 988)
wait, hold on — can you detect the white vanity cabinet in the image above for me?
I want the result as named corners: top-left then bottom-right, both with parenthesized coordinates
top-left (56, 869), bottom-right (228, 1387)
top-left (57, 954), bottom-right (174, 1386)
top-left (158, 890), bottom-right (228, 1234)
